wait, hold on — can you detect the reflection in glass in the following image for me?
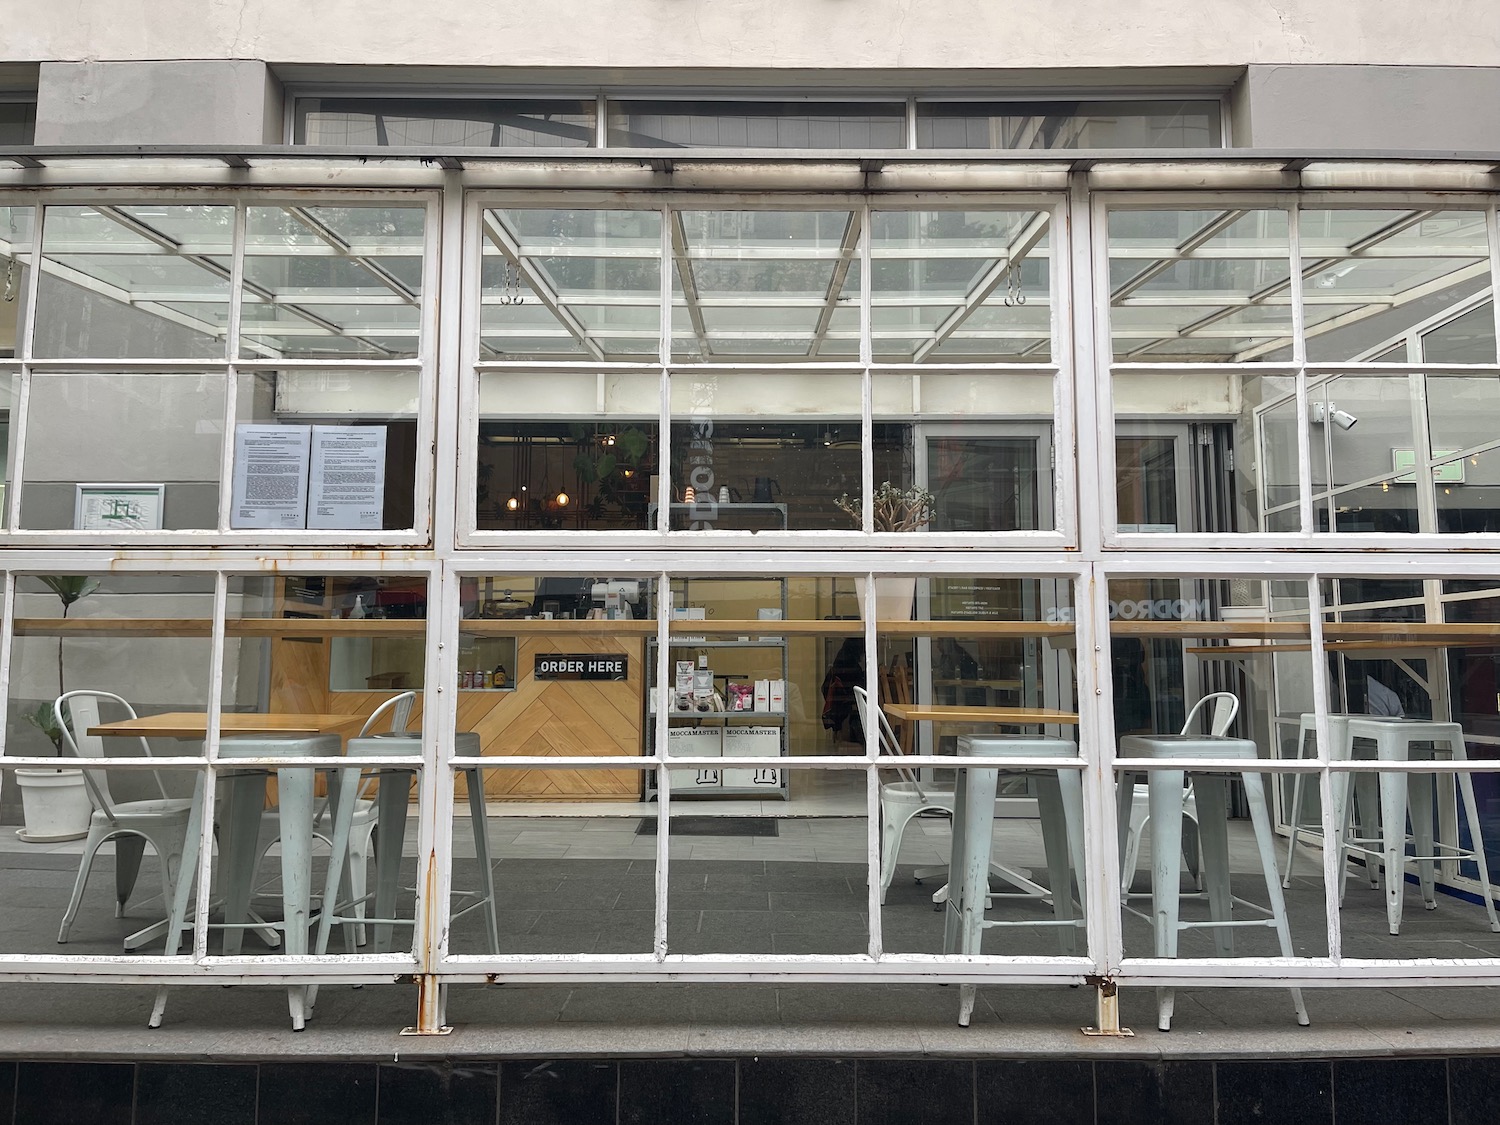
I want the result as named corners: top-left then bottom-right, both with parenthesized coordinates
top-left (0, 205), bottom-right (33, 359)
top-left (483, 208), bottom-right (661, 361)
top-left (241, 205), bottom-right (426, 360)
top-left (34, 205), bottom-right (233, 360)
top-left (296, 97), bottom-right (596, 147)
top-left (608, 101), bottom-right (904, 149)
top-left (1302, 210), bottom-right (1492, 364)
top-left (1107, 209), bottom-right (1292, 362)
top-left (870, 209), bottom-right (1051, 362)
top-left (19, 373), bottom-right (225, 530)
top-left (916, 99), bottom-right (1221, 149)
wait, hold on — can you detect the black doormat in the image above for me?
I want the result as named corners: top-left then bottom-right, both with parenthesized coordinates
top-left (636, 816), bottom-right (779, 837)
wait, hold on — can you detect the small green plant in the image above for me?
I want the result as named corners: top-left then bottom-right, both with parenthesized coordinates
top-left (22, 576), bottom-right (100, 754)
top-left (836, 482), bottom-right (935, 533)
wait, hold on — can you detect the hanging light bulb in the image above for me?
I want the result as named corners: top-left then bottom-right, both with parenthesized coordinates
top-left (506, 495), bottom-right (520, 511)
top-left (555, 490), bottom-right (570, 507)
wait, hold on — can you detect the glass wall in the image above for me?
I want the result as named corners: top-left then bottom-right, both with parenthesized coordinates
top-left (3, 167), bottom-right (1500, 1036)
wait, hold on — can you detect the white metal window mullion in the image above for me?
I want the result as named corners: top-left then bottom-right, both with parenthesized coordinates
top-left (860, 201), bottom-right (873, 533)
top-left (434, 175), bottom-right (466, 550)
top-left (1306, 573), bottom-right (1343, 963)
top-left (652, 569), bottom-right (671, 959)
top-left (864, 567), bottom-right (882, 959)
top-left (0, 571), bottom-right (15, 816)
top-left (1078, 561), bottom-right (1123, 978)
top-left (409, 190), bottom-right (445, 544)
top-left (657, 206), bottom-right (671, 534)
top-left (421, 564), bottom-right (459, 978)
top-left (1290, 203), bottom-right (1316, 538)
top-left (1062, 182), bottom-right (1091, 553)
top-left (1489, 203), bottom-right (1500, 363)
top-left (193, 570), bottom-right (229, 962)
top-left (7, 201), bottom-right (44, 533)
top-left (455, 187), bottom-right (485, 544)
top-left (1087, 189), bottom-right (1119, 550)
top-left (216, 200), bottom-right (248, 532)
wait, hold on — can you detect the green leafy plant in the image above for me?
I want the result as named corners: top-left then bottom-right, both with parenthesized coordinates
top-left (22, 576), bottom-right (100, 754)
top-left (836, 482), bottom-right (935, 533)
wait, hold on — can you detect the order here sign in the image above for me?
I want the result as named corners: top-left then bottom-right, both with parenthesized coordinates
top-left (533, 654), bottom-right (629, 681)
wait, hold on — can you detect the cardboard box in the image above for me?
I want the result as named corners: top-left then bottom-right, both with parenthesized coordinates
top-left (721, 725), bottom-right (782, 789)
top-left (666, 726), bottom-right (721, 791)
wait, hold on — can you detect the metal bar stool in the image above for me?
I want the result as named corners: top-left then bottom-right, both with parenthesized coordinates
top-left (314, 732), bottom-right (498, 962)
top-left (1340, 717), bottom-right (1500, 936)
top-left (1118, 732), bottom-right (1308, 1032)
top-left (1283, 714), bottom-right (1380, 893)
top-left (152, 734), bottom-right (340, 1031)
top-left (946, 735), bottom-right (1085, 1027)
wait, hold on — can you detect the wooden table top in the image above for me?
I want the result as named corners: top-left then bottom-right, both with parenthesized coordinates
top-left (882, 703), bottom-right (1080, 725)
top-left (89, 712), bottom-right (365, 739)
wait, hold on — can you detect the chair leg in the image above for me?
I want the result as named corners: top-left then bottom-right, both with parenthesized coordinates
top-left (1243, 770), bottom-right (1310, 1027)
top-left (1455, 766), bottom-right (1500, 933)
top-left (1035, 775), bottom-right (1077, 956)
top-left (1192, 775), bottom-right (1235, 958)
top-left (58, 824), bottom-right (108, 943)
top-left (954, 764), bottom-right (998, 1029)
top-left (1407, 770), bottom-right (1438, 911)
top-left (879, 802), bottom-right (921, 905)
top-left (1147, 769), bottom-right (1186, 1031)
top-left (1377, 759), bottom-right (1410, 936)
top-left (276, 765), bottom-right (316, 1031)
top-left (347, 821), bottom-right (374, 948)
top-left (150, 773), bottom-right (208, 1029)
top-left (113, 835), bottom-right (148, 917)
top-left (464, 768), bottom-right (499, 957)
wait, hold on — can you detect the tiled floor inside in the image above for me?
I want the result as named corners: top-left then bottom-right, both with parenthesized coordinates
top-left (4, 769), bottom-right (1500, 1055)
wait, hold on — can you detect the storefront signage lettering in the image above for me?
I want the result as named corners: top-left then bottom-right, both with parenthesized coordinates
top-left (533, 654), bottom-right (629, 680)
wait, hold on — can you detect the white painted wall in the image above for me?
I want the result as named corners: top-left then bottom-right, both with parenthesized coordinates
top-left (4, 1), bottom-right (1499, 70)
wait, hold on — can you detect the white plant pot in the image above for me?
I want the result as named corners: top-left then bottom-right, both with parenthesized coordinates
top-left (14, 767), bottom-right (92, 843)
top-left (855, 576), bottom-right (919, 621)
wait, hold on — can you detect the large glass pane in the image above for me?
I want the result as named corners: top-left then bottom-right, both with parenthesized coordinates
top-left (1107, 209), bottom-right (1292, 362)
top-left (608, 101), bottom-right (904, 149)
top-left (667, 371), bottom-right (861, 530)
top-left (916, 99), bottom-right (1221, 149)
top-left (1114, 370), bottom-right (1294, 535)
top-left (295, 97), bottom-right (596, 148)
top-left (1306, 373), bottom-right (1420, 534)
top-left (1109, 576), bottom-right (1325, 962)
top-left (33, 205), bottom-right (233, 360)
top-left (242, 204), bottom-right (426, 361)
top-left (482, 208), bottom-right (661, 361)
top-left (1302, 209), bottom-right (1493, 363)
top-left (19, 372), bottom-right (225, 530)
top-left (1, 574), bottom-right (213, 955)
top-left (872, 371), bottom-right (1056, 533)
top-left (233, 369), bottom-right (420, 532)
top-left (474, 374), bottom-right (659, 532)
top-left (870, 209), bottom-right (1051, 362)
top-left (671, 209), bottom-right (858, 363)
top-left (876, 574), bottom-right (1081, 957)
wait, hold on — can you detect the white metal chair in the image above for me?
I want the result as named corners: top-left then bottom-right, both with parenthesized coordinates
top-left (853, 686), bottom-right (955, 903)
top-left (1119, 691), bottom-right (1239, 893)
top-left (53, 691), bottom-right (195, 944)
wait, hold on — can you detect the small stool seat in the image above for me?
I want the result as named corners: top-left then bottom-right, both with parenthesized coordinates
top-left (1339, 718), bottom-right (1499, 936)
top-left (947, 736), bottom-right (1084, 1027)
top-left (314, 731), bottom-right (498, 986)
top-left (153, 733), bottom-right (341, 1032)
top-left (1118, 733), bottom-right (1308, 1031)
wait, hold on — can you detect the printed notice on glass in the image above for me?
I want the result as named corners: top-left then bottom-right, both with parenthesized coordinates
top-left (308, 425), bottom-right (386, 530)
top-left (230, 424), bottom-right (311, 529)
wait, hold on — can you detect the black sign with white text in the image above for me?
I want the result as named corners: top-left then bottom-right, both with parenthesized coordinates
top-left (533, 653), bottom-right (629, 681)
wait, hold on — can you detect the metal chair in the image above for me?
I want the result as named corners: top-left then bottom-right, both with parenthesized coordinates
top-left (53, 691), bottom-right (195, 945)
top-left (853, 686), bottom-right (954, 903)
top-left (1119, 692), bottom-right (1239, 893)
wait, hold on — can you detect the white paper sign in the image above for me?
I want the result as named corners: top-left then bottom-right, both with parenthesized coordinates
top-left (308, 425), bottom-right (386, 530)
top-left (230, 424), bottom-right (310, 530)
top-left (75, 485), bottom-right (164, 531)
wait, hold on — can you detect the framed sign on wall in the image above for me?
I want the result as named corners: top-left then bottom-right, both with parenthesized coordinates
top-left (74, 484), bottom-right (165, 531)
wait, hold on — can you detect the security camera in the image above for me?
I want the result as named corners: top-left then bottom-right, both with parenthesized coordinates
top-left (1310, 401), bottom-right (1358, 431)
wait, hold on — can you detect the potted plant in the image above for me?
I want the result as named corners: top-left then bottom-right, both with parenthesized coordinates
top-left (836, 482), bottom-right (934, 619)
top-left (14, 576), bottom-right (99, 842)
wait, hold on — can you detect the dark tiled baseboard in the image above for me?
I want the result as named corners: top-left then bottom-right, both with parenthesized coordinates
top-left (2, 1055), bottom-right (1499, 1124)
